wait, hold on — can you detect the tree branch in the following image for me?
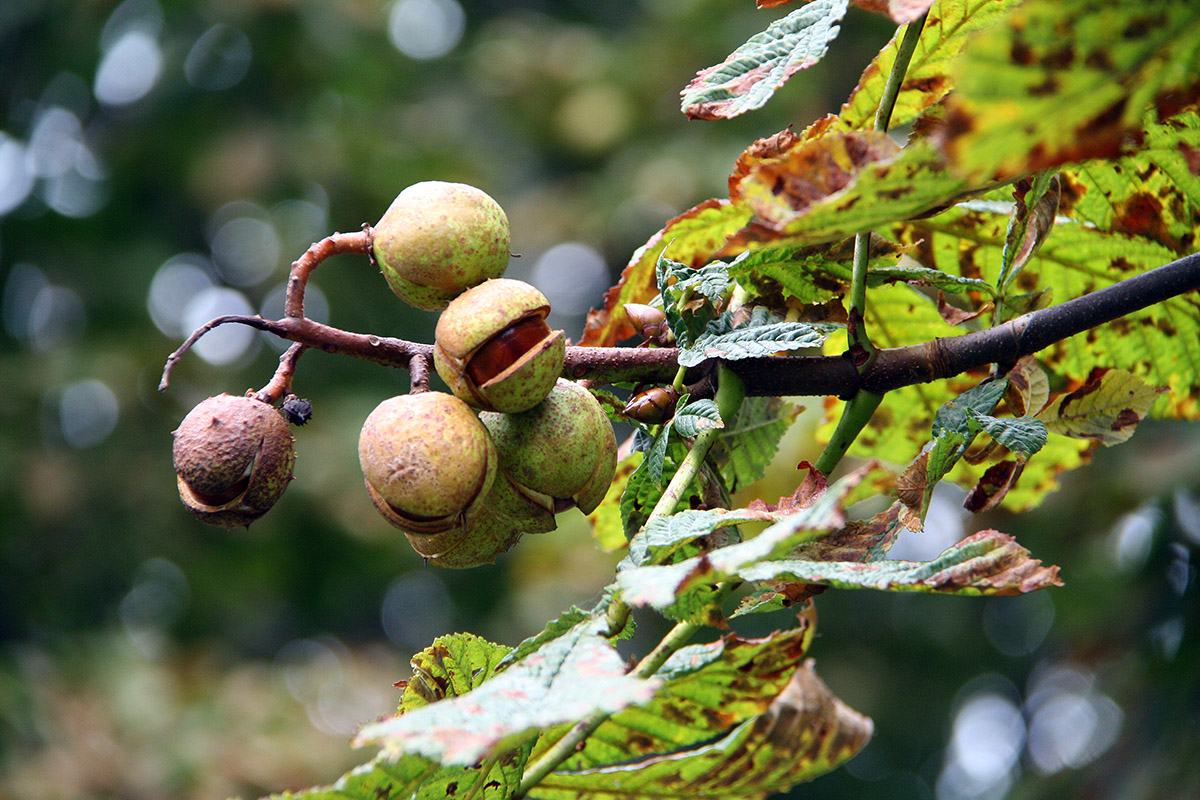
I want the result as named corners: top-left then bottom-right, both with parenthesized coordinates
top-left (162, 251), bottom-right (1200, 398)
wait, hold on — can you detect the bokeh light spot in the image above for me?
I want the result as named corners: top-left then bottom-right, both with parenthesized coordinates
top-left (388, 0), bottom-right (465, 60)
top-left (381, 572), bottom-right (452, 651)
top-left (185, 24), bottom-right (252, 91)
top-left (531, 242), bottom-right (611, 324)
top-left (210, 212), bottom-right (282, 287)
top-left (58, 379), bottom-right (120, 449)
top-left (0, 133), bottom-right (35, 215)
top-left (181, 287), bottom-right (257, 365)
top-left (147, 253), bottom-right (216, 338)
top-left (94, 29), bottom-right (163, 106)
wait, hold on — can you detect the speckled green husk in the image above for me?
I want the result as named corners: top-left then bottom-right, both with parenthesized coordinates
top-left (372, 181), bottom-right (511, 311)
top-left (418, 508), bottom-right (525, 568)
top-left (358, 392), bottom-right (496, 525)
top-left (434, 278), bottom-right (565, 413)
top-left (480, 379), bottom-right (617, 515)
top-left (172, 394), bottom-right (295, 528)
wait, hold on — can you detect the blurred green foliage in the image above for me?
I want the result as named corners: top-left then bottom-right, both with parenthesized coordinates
top-left (0, 1), bottom-right (1196, 799)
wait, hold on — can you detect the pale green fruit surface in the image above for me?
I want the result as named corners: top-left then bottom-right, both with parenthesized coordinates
top-left (372, 181), bottom-right (510, 311)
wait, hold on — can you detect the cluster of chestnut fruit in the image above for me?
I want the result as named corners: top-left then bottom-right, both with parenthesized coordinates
top-left (172, 182), bottom-right (617, 568)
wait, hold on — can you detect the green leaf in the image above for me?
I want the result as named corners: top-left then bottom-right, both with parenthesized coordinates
top-left (673, 399), bottom-right (724, 437)
top-left (399, 633), bottom-right (512, 714)
top-left (998, 172), bottom-right (1061, 293)
top-left (965, 408), bottom-right (1048, 458)
top-left (266, 749), bottom-right (530, 800)
top-left (731, 138), bottom-right (970, 247)
top-left (1037, 368), bottom-right (1168, 445)
top-left (681, 0), bottom-right (850, 120)
top-left (581, 199), bottom-right (752, 347)
top-left (867, 264), bottom-right (995, 296)
top-left (939, 0), bottom-right (1200, 182)
top-left (712, 397), bottom-right (801, 493)
top-left (535, 624), bottom-right (819, 771)
top-left (734, 502), bottom-right (910, 617)
top-left (618, 467), bottom-right (875, 610)
top-left (1059, 108), bottom-right (1200, 255)
top-left (738, 530), bottom-right (1062, 596)
top-left (896, 203), bottom-right (1200, 416)
top-left (532, 661), bottom-right (872, 799)
top-left (356, 623), bottom-right (661, 766)
top-left (837, 0), bottom-right (1022, 132)
top-left (498, 608), bottom-right (593, 672)
top-left (897, 430), bottom-right (968, 519)
top-left (678, 319), bottom-right (838, 367)
top-left (932, 377), bottom-right (1009, 437)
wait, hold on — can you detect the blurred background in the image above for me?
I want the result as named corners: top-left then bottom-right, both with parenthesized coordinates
top-left (1, 1), bottom-right (1197, 798)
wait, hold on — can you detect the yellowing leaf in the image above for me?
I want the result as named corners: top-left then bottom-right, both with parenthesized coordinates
top-left (533, 661), bottom-right (871, 799)
top-left (937, 0), bottom-right (1200, 182)
top-left (838, 0), bottom-right (1021, 131)
top-left (1037, 368), bottom-right (1168, 445)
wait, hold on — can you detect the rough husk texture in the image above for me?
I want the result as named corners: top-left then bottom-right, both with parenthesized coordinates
top-left (358, 392), bottom-right (496, 525)
top-left (172, 394), bottom-right (295, 528)
top-left (372, 181), bottom-right (511, 311)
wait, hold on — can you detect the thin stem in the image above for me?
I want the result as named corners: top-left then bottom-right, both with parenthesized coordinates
top-left (873, 12), bottom-right (928, 133)
top-left (253, 342), bottom-right (307, 404)
top-left (285, 229), bottom-right (372, 318)
top-left (409, 354), bottom-right (430, 394)
top-left (515, 370), bottom-right (747, 799)
top-left (515, 604), bottom-right (728, 800)
top-left (822, 12), bottom-right (928, 468)
top-left (812, 390), bottom-right (883, 476)
top-left (461, 753), bottom-right (499, 800)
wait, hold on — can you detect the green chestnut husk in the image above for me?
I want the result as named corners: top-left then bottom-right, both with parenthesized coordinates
top-left (480, 379), bottom-right (617, 515)
top-left (372, 181), bottom-right (511, 311)
top-left (172, 394), bottom-right (296, 528)
top-left (434, 278), bottom-right (566, 414)
top-left (358, 391), bottom-right (496, 533)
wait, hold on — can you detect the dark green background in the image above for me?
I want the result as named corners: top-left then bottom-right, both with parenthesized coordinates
top-left (1, 2), bottom-right (1196, 798)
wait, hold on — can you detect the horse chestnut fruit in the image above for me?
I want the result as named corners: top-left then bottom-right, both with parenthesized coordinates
top-left (372, 181), bottom-right (511, 311)
top-left (358, 391), bottom-right (496, 536)
top-left (434, 278), bottom-right (566, 414)
top-left (172, 394), bottom-right (296, 528)
top-left (480, 379), bottom-right (617, 515)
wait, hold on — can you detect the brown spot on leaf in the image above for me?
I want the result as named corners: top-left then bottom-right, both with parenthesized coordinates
top-left (1112, 408), bottom-right (1141, 431)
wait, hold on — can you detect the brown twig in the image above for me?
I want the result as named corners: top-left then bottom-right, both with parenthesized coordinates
top-left (285, 229), bottom-right (373, 318)
top-left (409, 354), bottom-right (430, 394)
top-left (254, 342), bottom-right (308, 404)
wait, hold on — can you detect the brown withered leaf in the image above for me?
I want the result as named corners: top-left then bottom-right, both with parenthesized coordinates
top-left (731, 129), bottom-right (901, 229)
top-left (746, 460), bottom-right (829, 515)
top-left (963, 460), bottom-right (1024, 513)
top-left (936, 290), bottom-right (991, 326)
